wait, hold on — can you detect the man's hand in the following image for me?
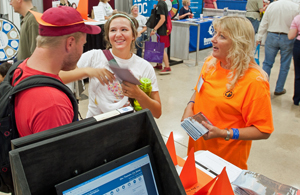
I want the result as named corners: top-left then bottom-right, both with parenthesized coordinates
top-left (84, 67), bottom-right (115, 85)
top-left (150, 30), bottom-right (156, 37)
top-left (256, 40), bottom-right (261, 46)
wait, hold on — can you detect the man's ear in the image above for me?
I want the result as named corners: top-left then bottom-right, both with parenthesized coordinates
top-left (65, 36), bottom-right (76, 52)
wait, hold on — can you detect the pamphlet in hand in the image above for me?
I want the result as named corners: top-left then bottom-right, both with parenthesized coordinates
top-left (181, 112), bottom-right (213, 141)
top-left (109, 65), bottom-right (141, 85)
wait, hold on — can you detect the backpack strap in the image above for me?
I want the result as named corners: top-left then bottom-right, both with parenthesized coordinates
top-left (5, 60), bottom-right (24, 85)
top-left (103, 50), bottom-right (120, 67)
top-left (10, 75), bottom-right (78, 122)
top-left (4, 60), bottom-right (78, 122)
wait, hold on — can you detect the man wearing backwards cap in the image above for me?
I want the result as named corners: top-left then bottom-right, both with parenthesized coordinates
top-left (12, 6), bottom-right (101, 137)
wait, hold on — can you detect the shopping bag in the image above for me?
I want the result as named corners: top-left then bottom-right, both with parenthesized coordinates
top-left (144, 35), bottom-right (165, 63)
top-left (255, 44), bottom-right (260, 65)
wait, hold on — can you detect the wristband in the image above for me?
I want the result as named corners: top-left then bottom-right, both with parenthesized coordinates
top-left (232, 128), bottom-right (239, 139)
top-left (187, 101), bottom-right (195, 105)
top-left (224, 128), bottom-right (230, 141)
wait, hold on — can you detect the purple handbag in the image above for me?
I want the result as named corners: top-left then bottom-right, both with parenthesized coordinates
top-left (144, 34), bottom-right (165, 63)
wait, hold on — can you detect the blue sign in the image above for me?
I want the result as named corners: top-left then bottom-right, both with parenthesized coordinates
top-left (132, 0), bottom-right (157, 17)
top-left (132, 0), bottom-right (202, 18)
top-left (188, 19), bottom-right (214, 51)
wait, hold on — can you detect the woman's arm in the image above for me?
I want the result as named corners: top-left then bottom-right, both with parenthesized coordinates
top-left (139, 26), bottom-right (148, 35)
top-left (288, 28), bottom-right (298, 40)
top-left (181, 91), bottom-right (197, 121)
top-left (59, 67), bottom-right (115, 85)
top-left (201, 122), bottom-right (271, 140)
top-left (121, 81), bottom-right (162, 118)
top-left (178, 12), bottom-right (191, 19)
top-left (213, 1), bottom-right (218, 9)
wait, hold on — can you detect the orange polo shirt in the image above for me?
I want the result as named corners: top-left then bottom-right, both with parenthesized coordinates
top-left (188, 58), bottom-right (274, 169)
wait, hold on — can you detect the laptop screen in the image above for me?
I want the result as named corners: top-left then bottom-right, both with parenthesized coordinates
top-left (55, 146), bottom-right (160, 195)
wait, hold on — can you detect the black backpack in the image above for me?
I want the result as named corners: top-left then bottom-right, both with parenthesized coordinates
top-left (0, 61), bottom-right (78, 193)
top-left (146, 8), bottom-right (158, 29)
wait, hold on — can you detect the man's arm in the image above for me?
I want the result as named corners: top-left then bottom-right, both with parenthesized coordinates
top-left (29, 19), bottom-right (39, 56)
top-left (256, 6), bottom-right (270, 45)
top-left (150, 14), bottom-right (165, 36)
top-left (258, 0), bottom-right (264, 13)
top-left (59, 67), bottom-right (115, 85)
top-left (288, 28), bottom-right (298, 40)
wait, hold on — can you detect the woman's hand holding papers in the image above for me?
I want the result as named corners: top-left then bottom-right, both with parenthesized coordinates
top-left (201, 121), bottom-right (225, 140)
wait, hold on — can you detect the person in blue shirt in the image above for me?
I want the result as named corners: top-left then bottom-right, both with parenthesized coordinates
top-left (179, 0), bottom-right (194, 20)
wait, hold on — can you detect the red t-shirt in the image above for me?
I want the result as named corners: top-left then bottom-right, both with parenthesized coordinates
top-left (13, 59), bottom-right (74, 137)
top-left (204, 0), bottom-right (217, 8)
top-left (188, 58), bottom-right (274, 169)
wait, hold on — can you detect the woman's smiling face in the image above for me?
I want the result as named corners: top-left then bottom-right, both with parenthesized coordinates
top-left (109, 17), bottom-right (134, 52)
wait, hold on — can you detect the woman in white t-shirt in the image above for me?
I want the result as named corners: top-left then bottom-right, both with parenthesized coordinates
top-left (98, 0), bottom-right (115, 20)
top-left (131, 5), bottom-right (148, 57)
top-left (61, 12), bottom-right (161, 118)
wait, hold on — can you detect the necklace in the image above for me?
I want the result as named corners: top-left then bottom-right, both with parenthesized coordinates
top-left (220, 62), bottom-right (231, 70)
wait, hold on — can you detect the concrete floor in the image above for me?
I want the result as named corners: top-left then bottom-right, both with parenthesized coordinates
top-left (1, 46), bottom-right (299, 195)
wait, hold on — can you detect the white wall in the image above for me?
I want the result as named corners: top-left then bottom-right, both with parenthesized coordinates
top-left (32, 0), bottom-right (44, 13)
top-left (115, 0), bottom-right (132, 14)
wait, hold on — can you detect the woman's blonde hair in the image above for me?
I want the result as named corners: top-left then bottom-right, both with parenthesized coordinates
top-left (206, 16), bottom-right (268, 90)
top-left (100, 0), bottom-right (108, 3)
top-left (182, 0), bottom-right (190, 6)
top-left (131, 5), bottom-right (138, 12)
top-left (104, 12), bottom-right (139, 52)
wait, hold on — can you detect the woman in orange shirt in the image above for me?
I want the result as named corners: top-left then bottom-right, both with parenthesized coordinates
top-left (181, 16), bottom-right (274, 169)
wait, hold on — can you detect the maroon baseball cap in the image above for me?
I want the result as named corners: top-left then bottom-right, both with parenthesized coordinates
top-left (30, 6), bottom-right (101, 36)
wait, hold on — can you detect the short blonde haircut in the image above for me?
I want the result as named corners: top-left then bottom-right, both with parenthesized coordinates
top-left (182, 0), bottom-right (190, 6)
top-left (104, 12), bottom-right (139, 52)
top-left (206, 16), bottom-right (268, 90)
top-left (36, 32), bottom-right (83, 48)
top-left (131, 5), bottom-right (138, 12)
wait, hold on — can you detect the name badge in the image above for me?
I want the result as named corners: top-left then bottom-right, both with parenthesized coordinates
top-left (197, 76), bottom-right (204, 93)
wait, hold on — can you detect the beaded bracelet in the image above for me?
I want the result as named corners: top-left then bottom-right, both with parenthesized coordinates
top-left (232, 128), bottom-right (239, 139)
top-left (187, 101), bottom-right (195, 105)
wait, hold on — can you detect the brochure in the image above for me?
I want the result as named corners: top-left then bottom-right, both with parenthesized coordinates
top-left (232, 170), bottom-right (299, 195)
top-left (181, 112), bottom-right (212, 141)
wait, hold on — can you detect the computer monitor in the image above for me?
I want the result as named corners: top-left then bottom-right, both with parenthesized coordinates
top-left (55, 146), bottom-right (160, 195)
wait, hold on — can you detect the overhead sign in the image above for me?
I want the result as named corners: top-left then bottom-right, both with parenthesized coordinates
top-left (132, 0), bottom-right (157, 17)
top-left (132, 0), bottom-right (202, 18)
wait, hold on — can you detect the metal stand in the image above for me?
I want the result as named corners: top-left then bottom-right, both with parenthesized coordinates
top-left (167, 33), bottom-right (183, 66)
